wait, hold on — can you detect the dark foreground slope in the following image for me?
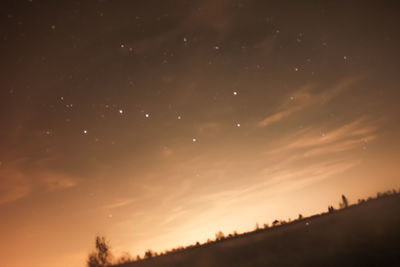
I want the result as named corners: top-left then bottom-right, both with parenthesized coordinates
top-left (115, 194), bottom-right (400, 267)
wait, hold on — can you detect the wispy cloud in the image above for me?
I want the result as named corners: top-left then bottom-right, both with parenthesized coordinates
top-left (195, 158), bottom-right (360, 209)
top-left (267, 117), bottom-right (378, 157)
top-left (258, 77), bottom-right (360, 127)
top-left (303, 135), bottom-right (376, 157)
top-left (185, 116), bottom-right (379, 218)
top-left (0, 169), bottom-right (31, 205)
top-left (160, 206), bottom-right (188, 226)
top-left (258, 106), bottom-right (302, 127)
top-left (102, 198), bottom-right (136, 210)
top-left (40, 172), bottom-right (77, 192)
top-left (0, 160), bottom-right (78, 205)
top-left (195, 122), bottom-right (223, 137)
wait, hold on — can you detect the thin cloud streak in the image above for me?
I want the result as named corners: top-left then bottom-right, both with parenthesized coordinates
top-left (102, 198), bottom-right (136, 210)
top-left (258, 77), bottom-right (361, 127)
top-left (267, 118), bottom-right (378, 156)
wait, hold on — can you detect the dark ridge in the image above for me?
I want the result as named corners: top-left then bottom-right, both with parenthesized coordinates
top-left (108, 191), bottom-right (400, 267)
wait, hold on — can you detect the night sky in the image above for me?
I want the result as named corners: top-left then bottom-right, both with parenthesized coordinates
top-left (1, 1), bottom-right (400, 267)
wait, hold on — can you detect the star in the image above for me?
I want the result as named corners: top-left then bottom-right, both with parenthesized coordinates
top-left (177, 115), bottom-right (181, 120)
top-left (192, 138), bottom-right (197, 142)
top-left (119, 109), bottom-right (124, 114)
top-left (83, 130), bottom-right (88, 134)
top-left (145, 113), bottom-right (150, 118)
top-left (236, 123), bottom-right (241, 127)
top-left (233, 91), bottom-right (238, 96)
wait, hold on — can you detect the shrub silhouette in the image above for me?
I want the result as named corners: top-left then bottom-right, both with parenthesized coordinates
top-left (117, 252), bottom-right (132, 264)
top-left (87, 236), bottom-right (112, 267)
top-left (328, 206), bottom-right (335, 213)
top-left (272, 219), bottom-right (279, 226)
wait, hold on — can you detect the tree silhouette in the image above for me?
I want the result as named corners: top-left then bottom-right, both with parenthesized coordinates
top-left (87, 236), bottom-right (112, 267)
top-left (328, 206), bottom-right (335, 213)
top-left (144, 249), bottom-right (154, 259)
top-left (340, 194), bottom-right (349, 208)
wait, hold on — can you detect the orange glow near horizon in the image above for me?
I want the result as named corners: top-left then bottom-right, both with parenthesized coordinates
top-left (1, 1), bottom-right (400, 267)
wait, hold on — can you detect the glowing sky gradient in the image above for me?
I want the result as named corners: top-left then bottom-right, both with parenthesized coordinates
top-left (1, 1), bottom-right (400, 267)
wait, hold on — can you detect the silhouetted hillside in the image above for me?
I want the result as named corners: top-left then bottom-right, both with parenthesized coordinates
top-left (111, 192), bottom-right (400, 267)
